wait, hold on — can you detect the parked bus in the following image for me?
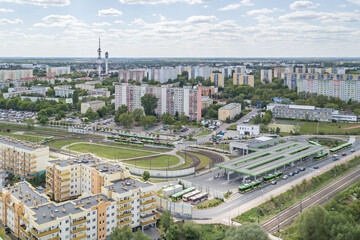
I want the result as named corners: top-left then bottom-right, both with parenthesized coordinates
top-left (189, 192), bottom-right (209, 205)
top-left (330, 143), bottom-right (352, 154)
top-left (182, 190), bottom-right (200, 202)
top-left (309, 141), bottom-right (321, 146)
top-left (171, 187), bottom-right (196, 201)
top-left (314, 152), bottom-right (328, 161)
top-left (263, 172), bottom-right (283, 183)
top-left (239, 181), bottom-right (262, 194)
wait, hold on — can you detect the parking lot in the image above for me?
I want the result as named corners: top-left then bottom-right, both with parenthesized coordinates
top-left (0, 109), bottom-right (37, 122)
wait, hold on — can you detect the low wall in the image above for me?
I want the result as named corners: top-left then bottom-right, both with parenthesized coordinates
top-left (127, 166), bottom-right (195, 178)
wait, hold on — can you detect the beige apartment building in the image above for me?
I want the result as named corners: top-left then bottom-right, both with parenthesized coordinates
top-left (81, 100), bottom-right (105, 114)
top-left (0, 136), bottom-right (49, 180)
top-left (233, 73), bottom-right (254, 87)
top-left (218, 103), bottom-right (242, 121)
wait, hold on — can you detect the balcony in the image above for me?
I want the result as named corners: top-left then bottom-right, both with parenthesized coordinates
top-left (117, 219), bottom-right (132, 226)
top-left (31, 228), bottom-right (60, 237)
top-left (117, 205), bottom-right (132, 212)
top-left (141, 204), bottom-right (156, 212)
top-left (57, 170), bottom-right (70, 176)
top-left (71, 232), bottom-right (87, 240)
top-left (71, 218), bottom-right (87, 226)
top-left (19, 225), bottom-right (30, 236)
top-left (117, 212), bottom-right (132, 219)
top-left (49, 237), bottom-right (60, 240)
top-left (141, 191), bottom-right (155, 199)
top-left (140, 199), bottom-right (156, 205)
top-left (140, 218), bottom-right (157, 226)
top-left (70, 225), bottom-right (87, 234)
top-left (117, 198), bottom-right (132, 205)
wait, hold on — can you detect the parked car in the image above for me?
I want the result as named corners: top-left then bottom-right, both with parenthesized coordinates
top-left (342, 152), bottom-right (347, 156)
top-left (289, 172), bottom-right (295, 176)
top-left (271, 181), bottom-right (277, 185)
top-left (351, 149), bottom-right (355, 152)
top-left (313, 166), bottom-right (319, 169)
top-left (294, 170), bottom-right (300, 174)
top-left (283, 175), bottom-right (288, 180)
top-left (300, 167), bottom-right (306, 171)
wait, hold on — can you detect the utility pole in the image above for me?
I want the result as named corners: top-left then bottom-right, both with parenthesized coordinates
top-left (300, 198), bottom-right (303, 212)
top-left (277, 212), bottom-right (280, 232)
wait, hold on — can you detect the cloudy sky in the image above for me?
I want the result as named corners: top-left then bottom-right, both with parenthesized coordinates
top-left (0, 0), bottom-right (359, 58)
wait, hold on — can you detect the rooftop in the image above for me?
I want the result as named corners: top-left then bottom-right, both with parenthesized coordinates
top-left (0, 136), bottom-right (46, 151)
top-left (6, 182), bottom-right (49, 207)
top-left (74, 193), bottom-right (114, 209)
top-left (219, 103), bottom-right (241, 110)
top-left (105, 178), bottom-right (152, 194)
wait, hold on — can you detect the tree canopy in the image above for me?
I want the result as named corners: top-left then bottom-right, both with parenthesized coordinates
top-left (141, 93), bottom-right (158, 116)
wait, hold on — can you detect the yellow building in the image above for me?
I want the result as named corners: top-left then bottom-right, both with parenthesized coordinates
top-left (81, 100), bottom-right (105, 114)
top-left (218, 103), bottom-right (242, 121)
top-left (210, 72), bottom-right (224, 88)
top-left (0, 136), bottom-right (49, 180)
top-left (233, 73), bottom-right (254, 87)
top-left (0, 154), bottom-right (158, 240)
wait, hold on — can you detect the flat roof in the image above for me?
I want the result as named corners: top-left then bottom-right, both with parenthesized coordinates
top-left (105, 178), bottom-right (152, 194)
top-left (0, 136), bottom-right (46, 151)
top-left (7, 182), bottom-right (49, 207)
top-left (216, 141), bottom-right (326, 176)
top-left (219, 103), bottom-right (241, 110)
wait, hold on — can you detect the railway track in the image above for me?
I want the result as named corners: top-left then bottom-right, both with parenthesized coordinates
top-left (194, 150), bottom-right (224, 167)
top-left (261, 167), bottom-right (360, 234)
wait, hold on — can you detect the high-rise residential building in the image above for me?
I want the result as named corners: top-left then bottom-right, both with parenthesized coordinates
top-left (233, 73), bottom-right (254, 87)
top-left (46, 66), bottom-right (71, 77)
top-left (326, 67), bottom-right (346, 74)
top-left (295, 67), bottom-right (306, 74)
top-left (0, 136), bottom-right (49, 180)
top-left (81, 100), bottom-right (106, 114)
top-left (198, 86), bottom-right (218, 97)
top-left (210, 72), bottom-right (224, 88)
top-left (0, 69), bottom-right (33, 81)
top-left (260, 69), bottom-right (273, 83)
top-left (273, 68), bottom-right (285, 79)
top-left (0, 154), bottom-right (158, 240)
top-left (54, 89), bottom-right (75, 98)
top-left (296, 74), bottom-right (360, 101)
top-left (115, 84), bottom-right (201, 121)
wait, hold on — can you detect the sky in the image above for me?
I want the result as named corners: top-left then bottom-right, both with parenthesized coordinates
top-left (0, 0), bottom-right (360, 58)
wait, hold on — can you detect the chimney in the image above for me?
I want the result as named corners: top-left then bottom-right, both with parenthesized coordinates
top-left (51, 213), bottom-right (55, 218)
top-left (43, 212), bottom-right (46, 217)
top-left (62, 207), bottom-right (66, 212)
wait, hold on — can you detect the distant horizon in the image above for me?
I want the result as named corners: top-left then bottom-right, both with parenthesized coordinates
top-left (1, 57), bottom-right (360, 60)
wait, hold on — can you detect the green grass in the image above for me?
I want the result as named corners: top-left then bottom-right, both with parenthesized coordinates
top-left (298, 121), bottom-right (360, 135)
top-left (196, 198), bottom-right (224, 209)
top-left (105, 141), bottom-right (170, 153)
top-left (233, 156), bottom-right (360, 224)
top-left (67, 143), bottom-right (157, 159)
top-left (125, 155), bottom-right (179, 168)
top-left (164, 152), bottom-right (194, 170)
top-left (308, 137), bottom-right (346, 148)
top-left (226, 125), bottom-right (237, 131)
top-left (206, 143), bottom-right (229, 151)
top-left (195, 129), bottom-right (212, 137)
top-left (190, 152), bottom-right (212, 170)
top-left (47, 139), bottom-right (88, 150)
top-left (50, 155), bottom-right (58, 159)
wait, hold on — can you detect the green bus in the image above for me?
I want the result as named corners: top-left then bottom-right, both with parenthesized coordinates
top-left (263, 172), bottom-right (283, 183)
top-left (330, 142), bottom-right (352, 154)
top-left (309, 141), bottom-right (321, 146)
top-left (314, 152), bottom-right (328, 160)
top-left (171, 187), bottom-right (196, 201)
top-left (239, 181), bottom-right (261, 194)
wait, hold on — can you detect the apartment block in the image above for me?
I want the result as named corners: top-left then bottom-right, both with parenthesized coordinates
top-left (46, 66), bottom-right (71, 77)
top-left (88, 88), bottom-right (111, 98)
top-left (233, 73), bottom-right (254, 87)
top-left (75, 83), bottom-right (95, 91)
top-left (0, 70), bottom-right (33, 81)
top-left (198, 86), bottom-right (218, 97)
top-left (218, 103), bottom-right (242, 121)
top-left (260, 69), bottom-right (273, 83)
top-left (3, 89), bottom-right (47, 99)
top-left (210, 72), bottom-right (224, 88)
top-left (81, 101), bottom-right (106, 114)
top-left (54, 89), bottom-right (75, 98)
top-left (0, 155), bottom-right (158, 240)
top-left (269, 104), bottom-right (332, 122)
top-left (0, 136), bottom-right (49, 180)
top-left (115, 84), bottom-right (201, 121)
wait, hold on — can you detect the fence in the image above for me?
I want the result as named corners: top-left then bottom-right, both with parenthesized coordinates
top-left (178, 179), bottom-right (225, 200)
top-left (156, 197), bottom-right (193, 219)
top-left (127, 166), bottom-right (195, 178)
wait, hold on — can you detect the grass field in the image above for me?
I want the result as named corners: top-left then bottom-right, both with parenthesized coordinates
top-left (226, 125), bottom-right (237, 131)
top-left (268, 123), bottom-right (296, 133)
top-left (195, 129), bottom-right (212, 137)
top-left (190, 152), bottom-right (212, 170)
top-left (67, 143), bottom-right (157, 159)
top-left (47, 139), bottom-right (88, 150)
top-left (125, 155), bottom-right (180, 168)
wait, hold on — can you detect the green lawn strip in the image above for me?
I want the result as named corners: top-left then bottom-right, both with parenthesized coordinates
top-left (47, 139), bottom-right (88, 150)
top-left (195, 198), bottom-right (224, 209)
top-left (124, 155), bottom-right (180, 168)
top-left (0, 122), bottom-right (68, 133)
top-left (195, 129), bottom-right (212, 137)
top-left (233, 156), bottom-right (360, 224)
top-left (162, 152), bottom-right (194, 170)
top-left (205, 143), bottom-right (229, 151)
top-left (105, 141), bottom-right (170, 153)
top-left (226, 125), bottom-right (237, 131)
top-left (298, 121), bottom-right (360, 135)
top-left (190, 152), bottom-right (212, 170)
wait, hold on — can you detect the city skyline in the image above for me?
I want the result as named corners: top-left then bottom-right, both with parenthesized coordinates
top-left (0, 0), bottom-right (360, 58)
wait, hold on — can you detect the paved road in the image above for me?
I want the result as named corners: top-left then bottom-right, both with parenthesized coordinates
top-left (261, 166), bottom-right (360, 234)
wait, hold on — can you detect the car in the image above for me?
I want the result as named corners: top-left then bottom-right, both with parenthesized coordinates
top-left (342, 152), bottom-right (347, 156)
top-left (300, 167), bottom-right (306, 171)
top-left (271, 181), bottom-right (277, 185)
top-left (289, 172), bottom-right (295, 176)
top-left (283, 175), bottom-right (288, 179)
top-left (313, 166), bottom-right (319, 169)
top-left (351, 149), bottom-right (355, 152)
top-left (294, 170), bottom-right (300, 174)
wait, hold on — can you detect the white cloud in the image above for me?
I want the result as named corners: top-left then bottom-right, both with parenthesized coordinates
top-left (33, 15), bottom-right (86, 28)
top-left (0, 8), bottom-right (14, 12)
top-left (347, 0), bottom-right (360, 5)
top-left (279, 10), bottom-right (360, 23)
top-left (185, 15), bottom-right (218, 23)
top-left (247, 8), bottom-right (274, 16)
top-left (119, 0), bottom-right (210, 4)
top-left (289, 1), bottom-right (319, 10)
top-left (114, 20), bottom-right (124, 24)
top-left (0, 18), bottom-right (22, 25)
top-left (218, 0), bottom-right (253, 11)
top-left (93, 22), bottom-right (112, 27)
top-left (0, 0), bottom-right (70, 7)
top-left (98, 8), bottom-right (123, 17)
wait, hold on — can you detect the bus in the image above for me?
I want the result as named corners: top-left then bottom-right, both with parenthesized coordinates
top-left (309, 141), bottom-right (321, 146)
top-left (42, 136), bottom-right (54, 144)
top-left (189, 192), bottom-right (209, 205)
top-left (171, 187), bottom-right (196, 201)
top-left (275, 172), bottom-right (283, 179)
top-left (182, 190), bottom-right (200, 202)
top-left (239, 181), bottom-right (261, 194)
top-left (330, 143), bottom-right (352, 154)
top-left (314, 152), bottom-right (328, 161)
top-left (263, 172), bottom-right (283, 183)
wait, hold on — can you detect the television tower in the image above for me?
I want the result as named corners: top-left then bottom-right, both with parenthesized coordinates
top-left (97, 38), bottom-right (102, 79)
top-left (105, 52), bottom-right (109, 75)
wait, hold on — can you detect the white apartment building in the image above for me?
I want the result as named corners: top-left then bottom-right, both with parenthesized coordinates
top-left (261, 69), bottom-right (273, 83)
top-left (46, 66), bottom-right (71, 77)
top-left (0, 70), bottom-right (33, 81)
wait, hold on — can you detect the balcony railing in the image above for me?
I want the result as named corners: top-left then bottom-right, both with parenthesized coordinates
top-left (117, 212), bottom-right (132, 219)
top-left (71, 232), bottom-right (87, 240)
top-left (70, 218), bottom-right (87, 226)
top-left (140, 199), bottom-right (156, 205)
top-left (117, 198), bottom-right (132, 205)
top-left (141, 191), bottom-right (156, 199)
top-left (117, 219), bottom-right (132, 226)
top-left (31, 228), bottom-right (60, 237)
top-left (70, 225), bottom-right (87, 234)
top-left (117, 205), bottom-right (132, 212)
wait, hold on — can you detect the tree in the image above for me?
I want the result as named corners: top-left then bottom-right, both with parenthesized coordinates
top-left (165, 223), bottom-right (181, 240)
top-left (159, 210), bottom-right (173, 231)
top-left (115, 105), bottom-right (129, 123)
top-left (225, 224), bottom-right (269, 240)
top-left (179, 112), bottom-right (188, 124)
top-left (162, 113), bottom-right (175, 125)
top-left (133, 108), bottom-right (144, 122)
top-left (109, 227), bottom-right (133, 240)
top-left (141, 93), bottom-right (158, 116)
top-left (139, 116), bottom-right (157, 129)
top-left (118, 113), bottom-right (133, 128)
top-left (174, 121), bottom-right (182, 131)
top-left (72, 90), bottom-right (79, 105)
top-left (47, 88), bottom-right (55, 97)
top-left (276, 127), bottom-right (281, 135)
top-left (183, 221), bottom-right (201, 240)
top-left (133, 229), bottom-right (151, 240)
top-left (142, 171), bottom-right (150, 181)
top-left (26, 119), bottom-right (35, 130)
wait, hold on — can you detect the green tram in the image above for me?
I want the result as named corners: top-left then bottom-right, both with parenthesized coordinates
top-left (314, 152), bottom-right (328, 161)
top-left (330, 142), bottom-right (352, 154)
top-left (42, 136), bottom-right (54, 144)
top-left (239, 181), bottom-right (261, 194)
top-left (263, 172), bottom-right (283, 183)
